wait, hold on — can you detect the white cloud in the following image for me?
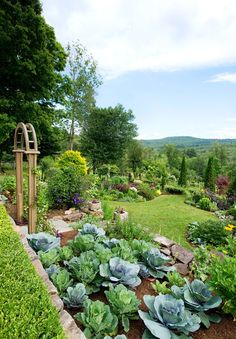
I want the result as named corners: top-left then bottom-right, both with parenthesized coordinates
top-left (42, 0), bottom-right (236, 79)
top-left (208, 127), bottom-right (236, 139)
top-left (209, 72), bottom-right (236, 83)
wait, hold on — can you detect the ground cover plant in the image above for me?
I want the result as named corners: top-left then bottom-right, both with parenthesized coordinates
top-left (27, 221), bottom-right (232, 339)
top-left (0, 205), bottom-right (65, 338)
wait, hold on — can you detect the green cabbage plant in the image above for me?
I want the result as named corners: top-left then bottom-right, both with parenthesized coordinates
top-left (63, 283), bottom-right (88, 308)
top-left (111, 239), bottom-right (137, 263)
top-left (94, 243), bottom-right (114, 263)
top-left (51, 269), bottom-right (73, 295)
top-left (100, 257), bottom-right (141, 288)
top-left (58, 245), bottom-right (74, 261)
top-left (171, 279), bottom-right (222, 328)
top-left (130, 239), bottom-right (153, 260)
top-left (67, 251), bottom-right (101, 293)
top-left (38, 248), bottom-right (60, 268)
top-left (139, 248), bottom-right (175, 278)
top-left (139, 294), bottom-right (200, 339)
top-left (75, 299), bottom-right (118, 339)
top-left (105, 284), bottom-right (140, 332)
top-left (72, 234), bottom-right (95, 253)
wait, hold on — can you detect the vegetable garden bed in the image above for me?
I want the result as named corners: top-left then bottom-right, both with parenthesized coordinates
top-left (26, 223), bottom-right (236, 339)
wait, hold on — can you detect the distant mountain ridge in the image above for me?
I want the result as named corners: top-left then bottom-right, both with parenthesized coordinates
top-left (141, 136), bottom-right (236, 149)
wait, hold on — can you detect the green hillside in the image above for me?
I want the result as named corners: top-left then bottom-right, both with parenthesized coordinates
top-left (141, 136), bottom-right (236, 149)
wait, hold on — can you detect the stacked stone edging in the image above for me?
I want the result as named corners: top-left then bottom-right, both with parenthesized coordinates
top-left (154, 234), bottom-right (194, 276)
top-left (11, 219), bottom-right (85, 339)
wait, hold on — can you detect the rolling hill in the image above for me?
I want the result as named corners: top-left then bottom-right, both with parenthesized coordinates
top-left (141, 136), bottom-right (236, 149)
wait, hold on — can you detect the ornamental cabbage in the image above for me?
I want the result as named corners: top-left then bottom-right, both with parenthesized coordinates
top-left (27, 232), bottom-right (60, 252)
top-left (139, 248), bottom-right (175, 278)
top-left (75, 299), bottom-right (118, 339)
top-left (111, 239), bottom-right (137, 263)
top-left (80, 223), bottom-right (105, 238)
top-left (100, 257), bottom-right (141, 288)
top-left (139, 294), bottom-right (200, 339)
top-left (171, 279), bottom-right (222, 328)
top-left (63, 283), bottom-right (88, 308)
top-left (58, 245), bottom-right (74, 261)
top-left (105, 284), bottom-right (140, 332)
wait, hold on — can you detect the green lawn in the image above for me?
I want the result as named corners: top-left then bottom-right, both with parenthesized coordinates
top-left (107, 195), bottom-right (216, 249)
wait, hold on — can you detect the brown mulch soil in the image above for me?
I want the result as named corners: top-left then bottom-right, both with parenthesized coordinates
top-left (67, 278), bottom-right (236, 339)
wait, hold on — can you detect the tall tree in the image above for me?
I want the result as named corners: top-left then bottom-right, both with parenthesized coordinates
top-left (204, 156), bottom-right (216, 191)
top-left (0, 0), bottom-right (66, 160)
top-left (127, 140), bottom-right (144, 174)
top-left (61, 41), bottom-right (102, 150)
top-left (178, 156), bottom-right (187, 186)
top-left (80, 105), bottom-right (137, 170)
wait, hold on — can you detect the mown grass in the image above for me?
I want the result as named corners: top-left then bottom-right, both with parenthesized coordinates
top-left (107, 195), bottom-right (216, 249)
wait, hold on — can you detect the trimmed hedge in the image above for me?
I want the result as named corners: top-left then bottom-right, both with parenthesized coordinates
top-left (0, 205), bottom-right (65, 338)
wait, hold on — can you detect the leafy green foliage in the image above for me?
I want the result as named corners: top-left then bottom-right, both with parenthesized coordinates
top-left (178, 156), bottom-right (187, 187)
top-left (208, 256), bottom-right (236, 319)
top-left (57, 150), bottom-right (87, 175)
top-left (80, 104), bottom-right (137, 170)
top-left (105, 284), bottom-right (140, 332)
top-left (0, 205), bottom-right (65, 338)
top-left (111, 239), bottom-right (137, 263)
top-left (165, 185), bottom-right (185, 194)
top-left (72, 234), bottom-right (96, 253)
top-left (166, 271), bottom-right (185, 287)
top-left (187, 220), bottom-right (228, 245)
top-left (94, 243), bottom-right (113, 263)
top-left (51, 269), bottom-right (73, 295)
top-left (204, 157), bottom-right (217, 191)
top-left (151, 280), bottom-right (171, 294)
top-left (47, 167), bottom-right (91, 208)
top-left (63, 283), bottom-right (88, 308)
top-left (80, 223), bottom-right (105, 237)
top-left (198, 197), bottom-right (217, 211)
top-left (0, 0), bottom-right (66, 157)
top-left (67, 251), bottom-right (101, 293)
top-left (171, 279), bottom-right (222, 328)
top-left (58, 245), bottom-right (74, 261)
top-left (100, 257), bottom-right (141, 288)
top-left (27, 232), bottom-right (60, 252)
top-left (139, 248), bottom-right (175, 278)
top-left (139, 294), bottom-right (200, 338)
top-left (190, 246), bottom-right (212, 281)
top-left (106, 219), bottom-right (153, 242)
top-left (75, 299), bottom-right (118, 339)
top-left (38, 248), bottom-right (60, 268)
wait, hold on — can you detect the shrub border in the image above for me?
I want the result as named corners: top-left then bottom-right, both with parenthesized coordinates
top-left (4, 206), bottom-right (85, 339)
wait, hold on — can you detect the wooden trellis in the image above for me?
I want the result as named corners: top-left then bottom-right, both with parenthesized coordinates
top-left (13, 123), bottom-right (40, 233)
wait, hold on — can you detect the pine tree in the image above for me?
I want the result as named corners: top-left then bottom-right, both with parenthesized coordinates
top-left (178, 156), bottom-right (187, 186)
top-left (204, 157), bottom-right (216, 191)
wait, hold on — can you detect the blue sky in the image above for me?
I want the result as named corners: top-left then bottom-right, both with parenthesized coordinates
top-left (42, 0), bottom-right (236, 139)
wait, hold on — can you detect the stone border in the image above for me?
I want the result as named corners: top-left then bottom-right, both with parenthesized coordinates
top-left (154, 234), bottom-right (194, 276)
top-left (10, 217), bottom-right (85, 339)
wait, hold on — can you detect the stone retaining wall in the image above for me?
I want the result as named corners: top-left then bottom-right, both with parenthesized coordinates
top-left (11, 218), bottom-right (85, 339)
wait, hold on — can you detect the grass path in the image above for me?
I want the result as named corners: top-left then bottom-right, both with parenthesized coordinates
top-left (107, 195), bottom-right (216, 249)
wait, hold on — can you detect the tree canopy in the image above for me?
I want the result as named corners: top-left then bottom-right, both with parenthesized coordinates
top-left (0, 0), bottom-right (67, 158)
top-left (80, 105), bottom-right (137, 170)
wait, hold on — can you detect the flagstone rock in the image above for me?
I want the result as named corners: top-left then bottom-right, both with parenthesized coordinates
top-left (171, 244), bottom-right (194, 264)
top-left (154, 234), bottom-right (175, 247)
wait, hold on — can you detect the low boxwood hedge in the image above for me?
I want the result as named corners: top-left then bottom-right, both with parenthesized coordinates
top-left (0, 204), bottom-right (65, 338)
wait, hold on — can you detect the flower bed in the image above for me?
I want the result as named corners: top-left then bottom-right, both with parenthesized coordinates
top-left (0, 204), bottom-right (65, 338)
top-left (26, 222), bottom-right (236, 339)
